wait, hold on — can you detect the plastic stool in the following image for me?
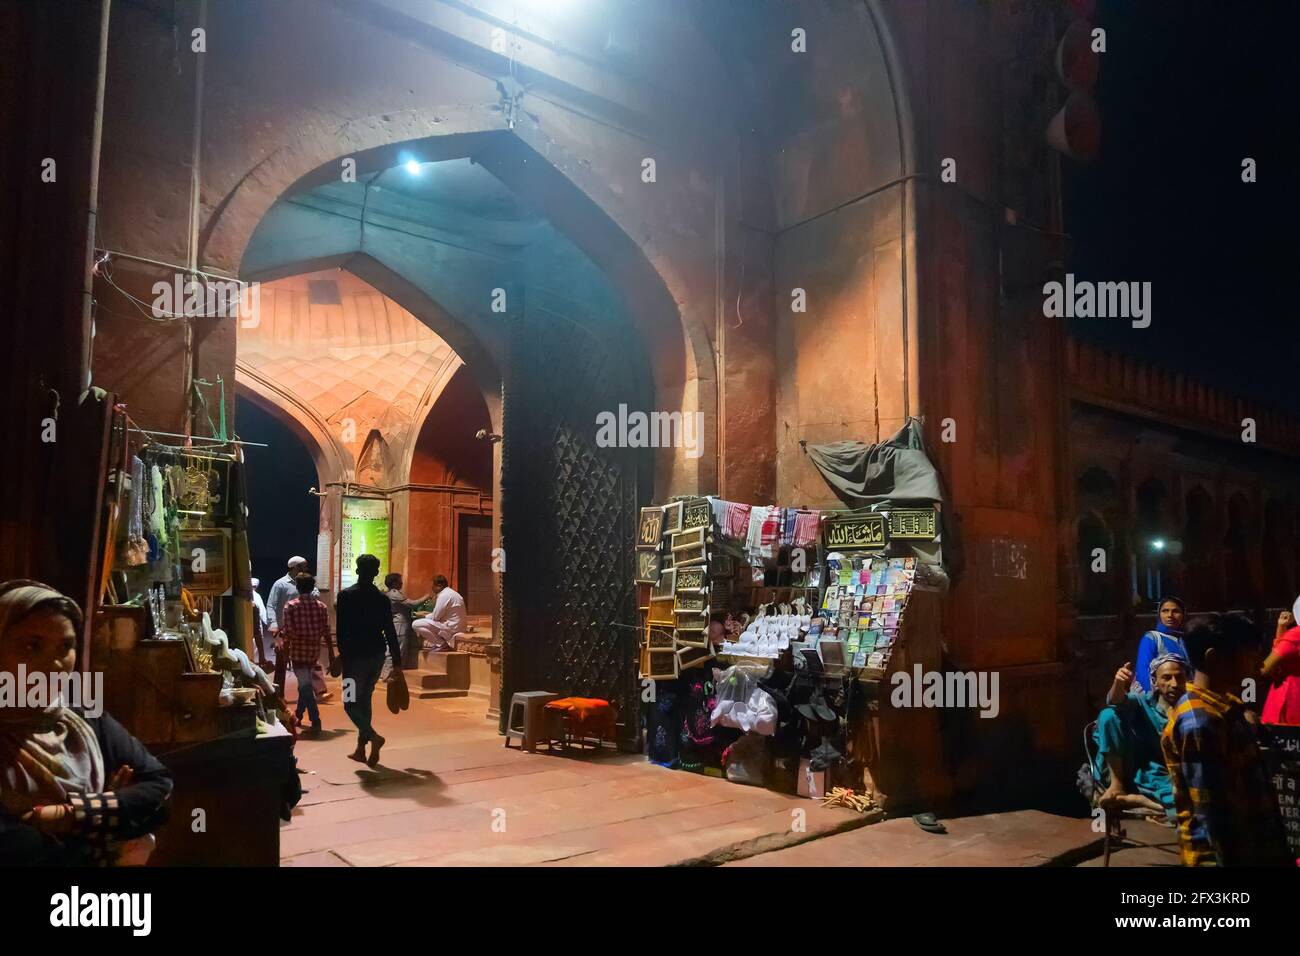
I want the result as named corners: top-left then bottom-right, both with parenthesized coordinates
top-left (504, 691), bottom-right (559, 751)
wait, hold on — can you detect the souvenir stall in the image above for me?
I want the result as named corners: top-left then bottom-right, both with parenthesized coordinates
top-left (87, 406), bottom-right (294, 865)
top-left (637, 496), bottom-right (949, 809)
top-left (636, 423), bottom-right (955, 812)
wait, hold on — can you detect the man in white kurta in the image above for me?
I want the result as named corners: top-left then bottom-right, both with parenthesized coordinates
top-left (412, 576), bottom-right (466, 651)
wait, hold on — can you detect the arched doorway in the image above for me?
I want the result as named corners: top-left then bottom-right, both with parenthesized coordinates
top-left (235, 397), bottom-right (321, 599)
top-left (240, 149), bottom-right (657, 739)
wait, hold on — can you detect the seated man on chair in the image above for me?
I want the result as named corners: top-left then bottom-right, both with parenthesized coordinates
top-left (1093, 653), bottom-right (1189, 817)
top-left (411, 575), bottom-right (466, 652)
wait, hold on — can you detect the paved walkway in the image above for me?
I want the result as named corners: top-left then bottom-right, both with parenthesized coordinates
top-left (727, 808), bottom-right (1106, 867)
top-left (281, 689), bottom-right (867, 867)
top-left (282, 682), bottom-right (1123, 868)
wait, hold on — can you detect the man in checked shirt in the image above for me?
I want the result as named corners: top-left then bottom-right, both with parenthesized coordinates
top-left (1161, 612), bottom-right (1291, 866)
top-left (276, 575), bottom-right (332, 736)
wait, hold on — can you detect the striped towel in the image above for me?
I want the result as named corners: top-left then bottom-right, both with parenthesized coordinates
top-left (793, 510), bottom-right (821, 548)
top-left (725, 502), bottom-right (752, 540)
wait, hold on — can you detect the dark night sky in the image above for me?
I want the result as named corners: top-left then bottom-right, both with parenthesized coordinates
top-left (235, 398), bottom-right (320, 598)
top-left (1063, 0), bottom-right (1299, 413)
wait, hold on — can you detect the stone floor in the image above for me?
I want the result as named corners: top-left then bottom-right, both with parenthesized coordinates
top-left (726, 807), bottom-right (1107, 867)
top-left (1076, 818), bottom-right (1184, 867)
top-left (280, 686), bottom-right (868, 867)
top-left (281, 679), bottom-right (1133, 868)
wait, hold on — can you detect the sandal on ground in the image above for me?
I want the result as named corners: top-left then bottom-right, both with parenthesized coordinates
top-left (913, 812), bottom-right (948, 834)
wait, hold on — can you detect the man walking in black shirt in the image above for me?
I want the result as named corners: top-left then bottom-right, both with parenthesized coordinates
top-left (334, 554), bottom-right (402, 767)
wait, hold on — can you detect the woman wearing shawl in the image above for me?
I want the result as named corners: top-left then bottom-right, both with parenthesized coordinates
top-left (1094, 652), bottom-right (1189, 817)
top-left (1132, 597), bottom-right (1190, 692)
top-left (0, 580), bottom-right (172, 865)
top-left (1262, 598), bottom-right (1300, 726)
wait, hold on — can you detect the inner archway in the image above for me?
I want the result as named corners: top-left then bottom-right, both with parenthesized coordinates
top-left (240, 148), bottom-right (659, 739)
top-left (235, 396), bottom-right (320, 599)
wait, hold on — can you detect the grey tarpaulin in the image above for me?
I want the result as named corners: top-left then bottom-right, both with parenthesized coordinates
top-left (805, 418), bottom-right (963, 581)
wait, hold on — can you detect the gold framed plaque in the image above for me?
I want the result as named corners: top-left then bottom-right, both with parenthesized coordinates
top-left (647, 596), bottom-right (676, 627)
top-left (682, 498), bottom-right (713, 532)
top-left (888, 507), bottom-right (937, 540)
top-left (634, 548), bottom-right (662, 584)
top-left (823, 512), bottom-right (888, 551)
top-left (641, 646), bottom-right (679, 680)
top-left (662, 500), bottom-right (684, 534)
top-left (675, 566), bottom-right (706, 592)
top-left (638, 506), bottom-right (665, 548)
top-left (674, 592), bottom-right (707, 614)
top-left (645, 621), bottom-right (676, 649)
top-left (671, 528), bottom-right (707, 551)
top-left (651, 568), bottom-right (676, 601)
top-left (672, 545), bottom-right (709, 568)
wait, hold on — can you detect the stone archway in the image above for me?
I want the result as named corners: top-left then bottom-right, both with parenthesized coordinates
top-left (236, 149), bottom-right (660, 738)
top-left (210, 127), bottom-right (700, 495)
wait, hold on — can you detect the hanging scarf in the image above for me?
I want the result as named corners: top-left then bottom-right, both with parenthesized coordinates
top-left (724, 502), bottom-right (751, 540)
top-left (0, 583), bottom-right (105, 816)
top-left (793, 510), bottom-right (821, 548)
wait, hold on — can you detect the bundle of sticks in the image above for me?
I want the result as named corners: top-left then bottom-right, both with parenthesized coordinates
top-left (820, 786), bottom-right (877, 813)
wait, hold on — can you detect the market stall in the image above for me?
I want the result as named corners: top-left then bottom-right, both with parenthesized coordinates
top-left (86, 406), bottom-right (295, 864)
top-left (635, 421), bottom-right (956, 811)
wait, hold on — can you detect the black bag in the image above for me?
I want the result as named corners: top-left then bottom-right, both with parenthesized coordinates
top-left (386, 672), bottom-right (410, 713)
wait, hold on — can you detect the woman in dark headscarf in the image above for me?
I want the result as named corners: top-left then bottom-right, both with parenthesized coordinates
top-left (1132, 596), bottom-right (1190, 693)
top-left (0, 580), bottom-right (172, 865)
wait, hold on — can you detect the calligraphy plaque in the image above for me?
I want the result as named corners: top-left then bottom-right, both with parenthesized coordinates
top-left (674, 592), bottom-right (707, 613)
top-left (634, 548), bottom-right (661, 583)
top-left (651, 569), bottom-right (676, 601)
top-left (888, 507), bottom-right (937, 540)
top-left (672, 544), bottom-right (709, 567)
top-left (662, 501), bottom-right (684, 533)
top-left (675, 566), bottom-right (707, 592)
top-left (645, 620), bottom-right (676, 649)
top-left (638, 506), bottom-right (665, 548)
top-left (682, 498), bottom-right (713, 532)
top-left (823, 513), bottom-right (888, 550)
top-left (671, 528), bottom-right (707, 551)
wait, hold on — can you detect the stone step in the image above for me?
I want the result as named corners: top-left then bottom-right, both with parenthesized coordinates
top-left (368, 669), bottom-right (469, 700)
top-left (418, 650), bottom-right (471, 688)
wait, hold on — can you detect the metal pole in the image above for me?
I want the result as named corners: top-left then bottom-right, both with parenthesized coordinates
top-left (183, 0), bottom-right (208, 442)
top-left (80, 0), bottom-right (111, 395)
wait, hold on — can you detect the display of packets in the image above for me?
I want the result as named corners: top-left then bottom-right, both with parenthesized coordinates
top-left (816, 554), bottom-right (921, 669)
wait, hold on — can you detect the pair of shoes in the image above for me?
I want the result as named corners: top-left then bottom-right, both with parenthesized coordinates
top-left (306, 724), bottom-right (323, 738)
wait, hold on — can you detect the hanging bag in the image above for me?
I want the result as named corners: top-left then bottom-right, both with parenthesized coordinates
top-left (386, 668), bottom-right (410, 713)
top-left (123, 456), bottom-right (150, 566)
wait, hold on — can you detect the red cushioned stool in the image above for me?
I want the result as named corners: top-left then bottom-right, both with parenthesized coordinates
top-left (543, 697), bottom-right (617, 750)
